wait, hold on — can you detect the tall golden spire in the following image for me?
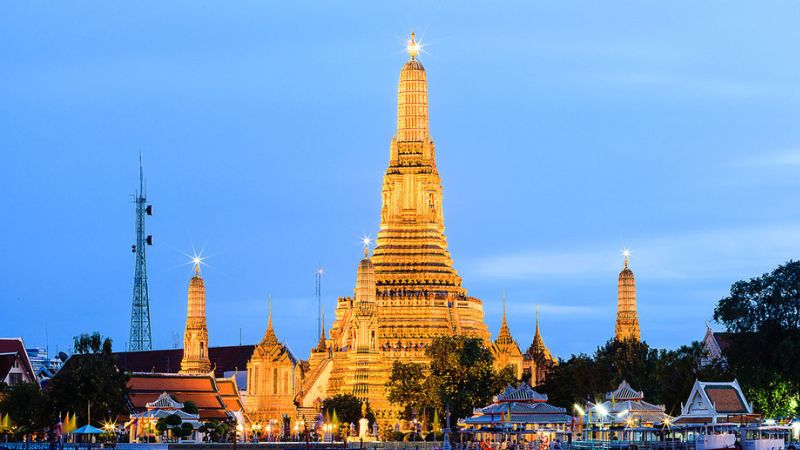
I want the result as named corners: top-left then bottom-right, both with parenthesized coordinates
top-left (180, 259), bottom-right (211, 374)
top-left (495, 293), bottom-right (514, 346)
top-left (527, 304), bottom-right (555, 364)
top-left (261, 295), bottom-right (279, 346)
top-left (615, 250), bottom-right (641, 341)
top-left (396, 32), bottom-right (429, 143)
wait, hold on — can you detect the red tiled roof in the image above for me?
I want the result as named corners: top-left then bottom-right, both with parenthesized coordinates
top-left (129, 375), bottom-right (215, 392)
top-left (216, 378), bottom-right (245, 413)
top-left (127, 373), bottom-right (235, 421)
top-left (113, 345), bottom-right (254, 378)
top-left (0, 338), bottom-right (35, 382)
top-left (704, 386), bottom-right (748, 413)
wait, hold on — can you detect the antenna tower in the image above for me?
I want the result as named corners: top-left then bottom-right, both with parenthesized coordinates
top-left (128, 154), bottom-right (154, 351)
top-left (315, 267), bottom-right (323, 337)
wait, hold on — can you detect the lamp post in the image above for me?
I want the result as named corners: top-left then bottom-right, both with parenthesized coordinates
top-left (443, 405), bottom-right (452, 450)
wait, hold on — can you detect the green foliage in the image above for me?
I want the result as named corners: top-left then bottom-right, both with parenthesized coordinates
top-left (0, 382), bottom-right (51, 437)
top-left (165, 414), bottom-right (182, 427)
top-left (494, 365), bottom-right (519, 394)
top-left (542, 339), bottom-right (730, 416)
top-left (48, 333), bottom-right (130, 426)
top-left (321, 393), bottom-right (375, 426)
top-left (199, 419), bottom-right (231, 442)
top-left (713, 260), bottom-right (800, 417)
top-left (181, 400), bottom-right (198, 415)
top-left (386, 361), bottom-right (437, 420)
top-left (386, 335), bottom-right (518, 423)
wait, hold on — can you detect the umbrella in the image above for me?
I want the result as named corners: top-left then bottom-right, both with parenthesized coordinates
top-left (72, 425), bottom-right (104, 434)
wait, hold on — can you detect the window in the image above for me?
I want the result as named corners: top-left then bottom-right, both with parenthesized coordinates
top-left (273, 368), bottom-right (278, 394)
top-left (200, 341), bottom-right (205, 357)
top-left (8, 373), bottom-right (22, 386)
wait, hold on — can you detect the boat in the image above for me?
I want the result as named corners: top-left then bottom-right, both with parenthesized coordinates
top-left (740, 425), bottom-right (791, 450)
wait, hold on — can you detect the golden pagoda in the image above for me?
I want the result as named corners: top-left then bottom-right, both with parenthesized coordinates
top-left (248, 33), bottom-right (558, 427)
top-left (245, 298), bottom-right (299, 422)
top-left (180, 259), bottom-right (212, 375)
top-left (308, 33), bottom-right (490, 423)
top-left (615, 250), bottom-right (641, 341)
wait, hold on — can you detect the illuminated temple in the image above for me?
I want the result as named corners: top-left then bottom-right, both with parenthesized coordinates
top-left (243, 34), bottom-right (557, 426)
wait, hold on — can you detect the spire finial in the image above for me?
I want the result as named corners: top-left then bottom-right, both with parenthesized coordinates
top-left (502, 292), bottom-right (507, 323)
top-left (623, 249), bottom-right (631, 269)
top-left (267, 295), bottom-right (273, 330)
top-left (361, 236), bottom-right (372, 259)
top-left (535, 304), bottom-right (540, 335)
top-left (193, 256), bottom-right (201, 276)
top-left (407, 32), bottom-right (421, 60)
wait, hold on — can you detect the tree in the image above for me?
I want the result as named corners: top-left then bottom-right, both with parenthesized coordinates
top-left (494, 365), bottom-right (520, 393)
top-left (386, 361), bottom-right (437, 420)
top-left (48, 333), bottom-right (130, 426)
top-left (386, 335), bottom-right (515, 424)
top-left (541, 339), bottom-right (730, 416)
top-left (321, 393), bottom-right (376, 426)
top-left (0, 382), bottom-right (51, 439)
top-left (714, 260), bottom-right (800, 416)
top-left (181, 400), bottom-right (198, 415)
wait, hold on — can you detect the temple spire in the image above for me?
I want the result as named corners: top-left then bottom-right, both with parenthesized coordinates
top-left (616, 250), bottom-right (641, 341)
top-left (261, 295), bottom-right (279, 346)
top-left (180, 257), bottom-right (211, 374)
top-left (396, 32), bottom-right (429, 143)
top-left (495, 293), bottom-right (514, 345)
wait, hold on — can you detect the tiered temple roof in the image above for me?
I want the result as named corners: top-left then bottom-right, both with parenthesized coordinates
top-left (587, 380), bottom-right (670, 426)
top-left (463, 383), bottom-right (570, 428)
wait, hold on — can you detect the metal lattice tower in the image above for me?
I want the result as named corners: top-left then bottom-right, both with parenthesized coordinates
top-left (129, 156), bottom-right (153, 351)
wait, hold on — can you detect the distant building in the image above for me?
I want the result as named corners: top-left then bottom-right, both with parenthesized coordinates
top-left (26, 347), bottom-right (66, 382)
top-left (701, 325), bottom-right (734, 366)
top-left (674, 379), bottom-right (758, 424)
top-left (0, 338), bottom-right (37, 386)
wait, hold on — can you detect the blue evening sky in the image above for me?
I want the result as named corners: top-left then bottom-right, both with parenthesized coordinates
top-left (2, 1), bottom-right (799, 359)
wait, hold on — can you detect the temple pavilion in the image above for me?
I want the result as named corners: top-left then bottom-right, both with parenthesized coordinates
top-left (461, 382), bottom-right (571, 439)
top-left (585, 381), bottom-right (670, 428)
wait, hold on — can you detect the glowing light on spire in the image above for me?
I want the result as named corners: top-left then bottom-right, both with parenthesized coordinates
top-left (361, 235), bottom-right (372, 258)
top-left (622, 248), bottom-right (631, 268)
top-left (406, 32), bottom-right (421, 59)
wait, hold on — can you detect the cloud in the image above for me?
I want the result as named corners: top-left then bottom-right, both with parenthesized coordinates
top-left (516, 303), bottom-right (605, 316)
top-left (745, 149), bottom-right (800, 167)
top-left (466, 223), bottom-right (800, 281)
top-left (599, 72), bottom-right (768, 99)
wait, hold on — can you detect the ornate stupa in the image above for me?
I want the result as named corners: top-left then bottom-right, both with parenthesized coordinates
top-left (180, 259), bottom-right (212, 374)
top-left (249, 34), bottom-right (554, 427)
top-left (615, 250), bottom-right (641, 341)
top-left (322, 33), bottom-right (491, 422)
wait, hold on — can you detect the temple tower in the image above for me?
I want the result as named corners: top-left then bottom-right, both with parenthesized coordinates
top-left (313, 33), bottom-right (492, 424)
top-left (180, 260), bottom-right (211, 374)
top-left (524, 305), bottom-right (557, 385)
top-left (491, 295), bottom-right (524, 378)
top-left (615, 250), bottom-right (641, 341)
top-left (246, 298), bottom-right (298, 422)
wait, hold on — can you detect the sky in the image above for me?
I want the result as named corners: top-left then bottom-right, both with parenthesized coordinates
top-left (1, 1), bottom-right (799, 360)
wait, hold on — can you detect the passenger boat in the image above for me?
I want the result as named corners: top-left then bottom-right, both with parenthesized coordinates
top-left (740, 425), bottom-right (791, 450)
